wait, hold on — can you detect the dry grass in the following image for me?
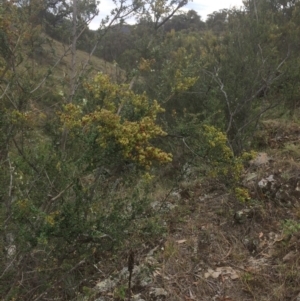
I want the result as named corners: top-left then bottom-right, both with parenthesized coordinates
top-left (15, 33), bottom-right (125, 98)
top-left (256, 118), bottom-right (300, 153)
top-left (142, 178), bottom-right (300, 300)
top-left (41, 36), bottom-right (125, 82)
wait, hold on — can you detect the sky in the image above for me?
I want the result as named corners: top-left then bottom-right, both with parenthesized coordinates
top-left (89, 0), bottom-right (245, 30)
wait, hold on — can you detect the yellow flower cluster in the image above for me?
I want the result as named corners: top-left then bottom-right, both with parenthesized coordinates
top-left (10, 109), bottom-right (46, 129)
top-left (173, 69), bottom-right (198, 93)
top-left (58, 104), bottom-right (82, 129)
top-left (202, 124), bottom-right (233, 162)
top-left (234, 187), bottom-right (250, 203)
top-left (59, 73), bottom-right (172, 167)
top-left (16, 199), bottom-right (30, 212)
top-left (45, 211), bottom-right (60, 227)
top-left (168, 47), bottom-right (198, 93)
top-left (139, 58), bottom-right (156, 72)
top-left (240, 150), bottom-right (257, 162)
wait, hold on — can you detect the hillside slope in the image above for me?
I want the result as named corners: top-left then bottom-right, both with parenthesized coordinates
top-left (27, 34), bottom-right (125, 86)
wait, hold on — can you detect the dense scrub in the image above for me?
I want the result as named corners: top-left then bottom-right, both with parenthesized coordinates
top-left (1, 0), bottom-right (300, 299)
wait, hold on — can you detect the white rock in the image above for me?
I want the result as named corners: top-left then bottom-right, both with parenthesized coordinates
top-left (150, 287), bottom-right (168, 297)
top-left (258, 178), bottom-right (268, 188)
top-left (95, 279), bottom-right (116, 292)
top-left (132, 294), bottom-right (146, 301)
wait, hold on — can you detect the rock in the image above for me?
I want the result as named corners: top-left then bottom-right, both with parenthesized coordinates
top-left (132, 294), bottom-right (146, 301)
top-left (234, 208), bottom-right (254, 223)
top-left (119, 264), bottom-right (152, 287)
top-left (170, 191), bottom-right (180, 200)
top-left (5, 232), bottom-right (16, 259)
top-left (149, 287), bottom-right (168, 299)
top-left (95, 278), bottom-right (116, 292)
top-left (243, 238), bottom-right (259, 253)
top-left (151, 201), bottom-right (177, 212)
top-left (182, 163), bottom-right (193, 180)
top-left (6, 245), bottom-right (16, 258)
top-left (258, 174), bottom-right (275, 189)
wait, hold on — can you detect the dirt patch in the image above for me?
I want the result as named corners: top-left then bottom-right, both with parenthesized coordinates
top-left (89, 173), bottom-right (300, 301)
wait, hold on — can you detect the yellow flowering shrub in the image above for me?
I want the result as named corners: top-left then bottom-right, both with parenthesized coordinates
top-left (15, 199), bottom-right (32, 216)
top-left (201, 125), bottom-right (240, 181)
top-left (59, 73), bottom-right (172, 168)
top-left (234, 187), bottom-right (250, 202)
top-left (10, 109), bottom-right (46, 129)
top-left (168, 47), bottom-right (198, 93)
top-left (199, 125), bottom-right (254, 201)
top-left (139, 58), bottom-right (156, 72)
top-left (45, 211), bottom-right (60, 227)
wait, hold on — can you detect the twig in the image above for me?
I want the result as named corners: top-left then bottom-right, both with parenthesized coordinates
top-left (73, 4), bottom-right (138, 97)
top-left (155, 0), bottom-right (188, 30)
top-left (0, 253), bottom-right (18, 279)
top-left (49, 183), bottom-right (73, 202)
top-left (39, 182), bottom-right (73, 217)
top-left (7, 156), bottom-right (13, 198)
top-left (12, 138), bottom-right (39, 173)
top-left (117, 76), bottom-right (136, 115)
top-left (182, 138), bottom-right (199, 157)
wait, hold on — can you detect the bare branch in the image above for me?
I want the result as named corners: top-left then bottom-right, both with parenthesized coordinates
top-left (7, 156), bottom-right (13, 199)
top-left (50, 183), bottom-right (73, 202)
top-left (0, 253), bottom-right (18, 280)
top-left (74, 4), bottom-right (137, 92)
top-left (12, 138), bottom-right (39, 173)
top-left (30, 17), bottom-right (95, 94)
top-left (182, 138), bottom-right (199, 157)
top-left (117, 76), bottom-right (136, 115)
top-left (204, 46), bottom-right (290, 141)
top-left (156, 0), bottom-right (188, 30)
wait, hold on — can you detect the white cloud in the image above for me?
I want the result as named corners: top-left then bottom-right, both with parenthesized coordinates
top-left (189, 0), bottom-right (245, 20)
top-left (89, 0), bottom-right (245, 30)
